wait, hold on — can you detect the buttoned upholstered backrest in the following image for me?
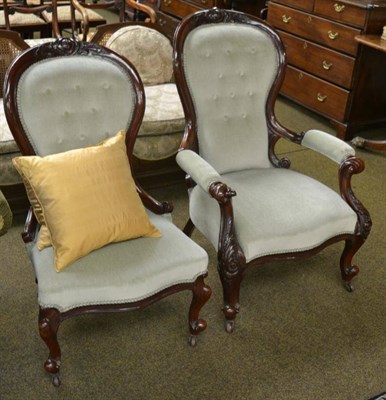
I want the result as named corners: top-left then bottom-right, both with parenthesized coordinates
top-left (5, 39), bottom-right (143, 158)
top-left (175, 11), bottom-right (285, 175)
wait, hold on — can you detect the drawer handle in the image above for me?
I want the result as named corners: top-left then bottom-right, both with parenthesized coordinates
top-left (164, 0), bottom-right (172, 6)
top-left (317, 93), bottom-right (327, 102)
top-left (201, 0), bottom-right (208, 3)
top-left (282, 15), bottom-right (292, 24)
top-left (334, 3), bottom-right (345, 13)
top-left (322, 60), bottom-right (333, 70)
top-left (159, 19), bottom-right (165, 26)
top-left (328, 30), bottom-right (339, 40)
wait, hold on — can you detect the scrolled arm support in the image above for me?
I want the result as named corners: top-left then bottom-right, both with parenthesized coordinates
top-left (339, 156), bottom-right (372, 239)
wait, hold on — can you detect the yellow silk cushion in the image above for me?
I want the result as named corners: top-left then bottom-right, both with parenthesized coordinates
top-left (12, 131), bottom-right (160, 271)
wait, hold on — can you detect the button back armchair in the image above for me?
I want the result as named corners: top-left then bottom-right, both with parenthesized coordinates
top-left (173, 9), bottom-right (372, 332)
top-left (4, 38), bottom-right (211, 385)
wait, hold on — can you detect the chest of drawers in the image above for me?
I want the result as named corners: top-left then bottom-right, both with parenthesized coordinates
top-left (267, 0), bottom-right (386, 140)
top-left (157, 0), bottom-right (267, 41)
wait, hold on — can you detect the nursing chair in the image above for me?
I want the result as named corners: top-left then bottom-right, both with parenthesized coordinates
top-left (91, 18), bottom-right (185, 188)
top-left (4, 38), bottom-right (211, 386)
top-left (173, 9), bottom-right (371, 332)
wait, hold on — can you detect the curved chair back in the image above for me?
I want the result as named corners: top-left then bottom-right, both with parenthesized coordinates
top-left (173, 8), bottom-right (287, 175)
top-left (4, 38), bottom-right (144, 166)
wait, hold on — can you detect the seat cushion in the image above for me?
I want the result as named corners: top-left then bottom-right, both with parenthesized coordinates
top-left (0, 98), bottom-right (18, 155)
top-left (0, 11), bottom-right (46, 26)
top-left (133, 83), bottom-right (184, 161)
top-left (42, 6), bottom-right (105, 23)
top-left (28, 211), bottom-right (208, 312)
top-left (189, 168), bottom-right (358, 262)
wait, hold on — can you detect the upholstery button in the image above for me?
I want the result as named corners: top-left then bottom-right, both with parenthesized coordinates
top-left (103, 83), bottom-right (109, 89)
top-left (74, 85), bottom-right (80, 90)
top-left (63, 111), bottom-right (69, 117)
top-left (79, 134), bottom-right (85, 140)
top-left (239, 71), bottom-right (245, 77)
top-left (205, 50), bottom-right (211, 57)
top-left (57, 137), bottom-right (63, 144)
top-left (218, 73), bottom-right (223, 79)
top-left (242, 113), bottom-right (247, 119)
top-left (213, 95), bottom-right (218, 101)
top-left (44, 88), bottom-right (51, 95)
top-left (248, 91), bottom-right (254, 96)
top-left (91, 108), bottom-right (96, 113)
top-left (230, 92), bottom-right (235, 98)
top-left (223, 115), bottom-right (228, 121)
top-left (250, 48), bottom-right (257, 54)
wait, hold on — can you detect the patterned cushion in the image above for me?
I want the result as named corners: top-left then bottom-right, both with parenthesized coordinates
top-left (0, 189), bottom-right (12, 236)
top-left (106, 26), bottom-right (173, 85)
top-left (133, 84), bottom-right (185, 161)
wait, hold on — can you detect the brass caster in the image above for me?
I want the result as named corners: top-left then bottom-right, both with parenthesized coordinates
top-left (344, 281), bottom-right (354, 293)
top-left (188, 335), bottom-right (197, 347)
top-left (52, 373), bottom-right (61, 387)
top-left (225, 320), bottom-right (235, 334)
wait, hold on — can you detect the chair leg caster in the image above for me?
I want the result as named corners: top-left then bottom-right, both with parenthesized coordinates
top-left (52, 373), bottom-right (61, 387)
top-left (344, 281), bottom-right (354, 292)
top-left (188, 335), bottom-right (197, 347)
top-left (225, 320), bottom-right (235, 334)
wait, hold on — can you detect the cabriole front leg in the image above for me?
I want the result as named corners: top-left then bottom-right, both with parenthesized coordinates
top-left (188, 274), bottom-right (212, 346)
top-left (339, 157), bottom-right (372, 292)
top-left (38, 307), bottom-right (62, 386)
top-left (209, 182), bottom-right (246, 334)
top-left (340, 237), bottom-right (363, 292)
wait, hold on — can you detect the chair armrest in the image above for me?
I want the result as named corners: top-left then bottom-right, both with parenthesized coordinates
top-left (301, 129), bottom-right (355, 164)
top-left (176, 149), bottom-right (222, 193)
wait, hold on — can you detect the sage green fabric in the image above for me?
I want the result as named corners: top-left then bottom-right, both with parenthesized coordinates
top-left (17, 56), bottom-right (135, 156)
top-left (28, 211), bottom-right (208, 312)
top-left (302, 129), bottom-right (355, 163)
top-left (176, 149), bottom-right (221, 192)
top-left (183, 24), bottom-right (278, 174)
top-left (189, 168), bottom-right (357, 262)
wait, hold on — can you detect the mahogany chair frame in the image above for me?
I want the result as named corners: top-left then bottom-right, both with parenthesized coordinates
top-left (173, 8), bottom-right (372, 332)
top-left (4, 38), bottom-right (211, 386)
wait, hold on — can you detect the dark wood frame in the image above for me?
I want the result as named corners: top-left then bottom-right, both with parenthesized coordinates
top-left (1, 0), bottom-right (51, 38)
top-left (3, 38), bottom-right (211, 386)
top-left (173, 8), bottom-right (371, 333)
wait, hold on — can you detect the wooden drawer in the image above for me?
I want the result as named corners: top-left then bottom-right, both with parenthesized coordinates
top-left (269, 0), bottom-right (314, 12)
top-left (156, 11), bottom-right (179, 41)
top-left (160, 0), bottom-right (201, 18)
top-left (281, 66), bottom-right (349, 121)
top-left (314, 0), bottom-right (367, 28)
top-left (280, 30), bottom-right (355, 89)
top-left (268, 3), bottom-right (361, 56)
top-left (189, 0), bottom-right (215, 7)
